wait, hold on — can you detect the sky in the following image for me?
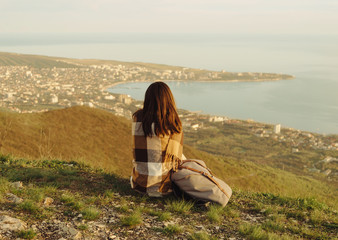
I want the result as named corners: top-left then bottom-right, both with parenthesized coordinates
top-left (1, 0), bottom-right (337, 35)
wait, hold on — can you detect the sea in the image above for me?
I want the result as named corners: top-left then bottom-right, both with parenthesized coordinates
top-left (1, 33), bottom-right (337, 134)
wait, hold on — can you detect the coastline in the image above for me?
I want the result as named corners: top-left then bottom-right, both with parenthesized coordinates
top-left (102, 76), bottom-right (295, 92)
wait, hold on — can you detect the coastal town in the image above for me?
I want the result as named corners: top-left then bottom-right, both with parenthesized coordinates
top-left (0, 60), bottom-right (294, 120)
top-left (0, 61), bottom-right (337, 179)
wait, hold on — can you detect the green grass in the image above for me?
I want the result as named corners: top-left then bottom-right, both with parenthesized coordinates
top-left (189, 231), bottom-right (216, 240)
top-left (78, 224), bottom-right (88, 231)
top-left (60, 193), bottom-right (84, 211)
top-left (239, 223), bottom-right (293, 240)
top-left (162, 224), bottom-right (183, 236)
top-left (158, 212), bottom-right (172, 221)
top-left (19, 200), bottom-right (41, 214)
top-left (166, 199), bottom-right (194, 214)
top-left (147, 209), bottom-right (172, 221)
top-left (206, 204), bottom-right (223, 223)
top-left (120, 210), bottom-right (142, 227)
top-left (16, 229), bottom-right (37, 239)
top-left (82, 207), bottom-right (101, 220)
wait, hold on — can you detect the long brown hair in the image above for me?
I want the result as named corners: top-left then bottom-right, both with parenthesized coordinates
top-left (133, 81), bottom-right (182, 137)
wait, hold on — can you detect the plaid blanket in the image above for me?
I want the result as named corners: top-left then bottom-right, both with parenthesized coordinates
top-left (131, 118), bottom-right (183, 197)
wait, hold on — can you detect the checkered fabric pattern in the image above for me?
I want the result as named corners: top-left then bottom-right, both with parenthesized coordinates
top-left (131, 117), bottom-right (183, 197)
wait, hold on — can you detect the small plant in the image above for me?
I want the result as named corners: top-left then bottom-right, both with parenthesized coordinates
top-left (116, 204), bottom-right (129, 213)
top-left (158, 212), bottom-right (172, 221)
top-left (121, 210), bottom-right (142, 227)
top-left (239, 223), bottom-right (293, 240)
top-left (262, 220), bottom-right (285, 233)
top-left (162, 224), bottom-right (183, 236)
top-left (60, 193), bottom-right (75, 203)
top-left (26, 187), bottom-right (45, 203)
top-left (189, 231), bottom-right (215, 240)
top-left (207, 205), bottom-right (223, 223)
top-left (78, 224), bottom-right (88, 231)
top-left (104, 190), bottom-right (115, 198)
top-left (60, 193), bottom-right (83, 210)
top-left (82, 207), bottom-right (101, 220)
top-left (19, 200), bottom-right (40, 214)
top-left (17, 229), bottom-right (37, 239)
top-left (147, 209), bottom-right (172, 221)
top-left (58, 168), bottom-right (77, 176)
top-left (0, 177), bottom-right (9, 194)
top-left (239, 224), bottom-right (266, 240)
top-left (166, 199), bottom-right (194, 214)
top-left (223, 207), bottom-right (240, 218)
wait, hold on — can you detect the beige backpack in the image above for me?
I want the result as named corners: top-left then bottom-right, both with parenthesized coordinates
top-left (171, 159), bottom-right (232, 207)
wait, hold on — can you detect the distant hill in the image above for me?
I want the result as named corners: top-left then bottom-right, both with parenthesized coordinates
top-left (0, 106), bottom-right (336, 207)
top-left (0, 52), bottom-right (80, 68)
top-left (0, 52), bottom-right (196, 70)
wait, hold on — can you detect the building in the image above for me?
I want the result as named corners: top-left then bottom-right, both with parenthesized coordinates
top-left (118, 94), bottom-right (132, 105)
top-left (51, 95), bottom-right (58, 104)
top-left (104, 95), bottom-right (115, 100)
top-left (274, 124), bottom-right (281, 134)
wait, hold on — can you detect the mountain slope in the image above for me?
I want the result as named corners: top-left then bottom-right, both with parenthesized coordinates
top-left (0, 106), bottom-right (336, 207)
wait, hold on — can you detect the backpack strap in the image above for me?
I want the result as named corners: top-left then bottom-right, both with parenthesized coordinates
top-left (180, 160), bottom-right (213, 175)
top-left (178, 164), bottom-right (231, 199)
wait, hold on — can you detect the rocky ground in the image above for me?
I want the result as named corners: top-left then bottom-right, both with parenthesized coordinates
top-left (0, 157), bottom-right (337, 240)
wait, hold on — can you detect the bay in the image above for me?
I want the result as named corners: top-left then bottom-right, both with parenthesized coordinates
top-left (108, 67), bottom-right (338, 134)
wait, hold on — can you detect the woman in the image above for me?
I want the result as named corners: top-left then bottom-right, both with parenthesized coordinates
top-left (131, 81), bottom-right (183, 197)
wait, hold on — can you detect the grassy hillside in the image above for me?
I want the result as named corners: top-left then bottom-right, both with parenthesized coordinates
top-left (0, 156), bottom-right (337, 239)
top-left (0, 106), bottom-right (132, 177)
top-left (0, 106), bottom-right (337, 208)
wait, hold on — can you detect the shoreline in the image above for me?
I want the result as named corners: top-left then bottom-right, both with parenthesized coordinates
top-left (102, 76), bottom-right (295, 92)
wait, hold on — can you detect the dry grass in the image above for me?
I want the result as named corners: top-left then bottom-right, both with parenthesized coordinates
top-left (0, 106), bottom-right (132, 176)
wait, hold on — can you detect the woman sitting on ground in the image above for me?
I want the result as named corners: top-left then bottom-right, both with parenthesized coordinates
top-left (131, 81), bottom-right (183, 197)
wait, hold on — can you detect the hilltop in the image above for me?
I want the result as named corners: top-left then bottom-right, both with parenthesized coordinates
top-left (0, 106), bottom-right (337, 239)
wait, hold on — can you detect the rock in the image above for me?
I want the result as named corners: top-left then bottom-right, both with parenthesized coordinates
top-left (10, 181), bottom-right (23, 189)
top-left (0, 215), bottom-right (27, 232)
top-left (5, 193), bottom-right (23, 204)
top-left (196, 225), bottom-right (205, 230)
top-left (58, 223), bottom-right (82, 240)
top-left (43, 197), bottom-right (54, 206)
top-left (109, 234), bottom-right (117, 239)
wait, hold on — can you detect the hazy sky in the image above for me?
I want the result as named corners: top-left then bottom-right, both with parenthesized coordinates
top-left (1, 0), bottom-right (337, 34)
